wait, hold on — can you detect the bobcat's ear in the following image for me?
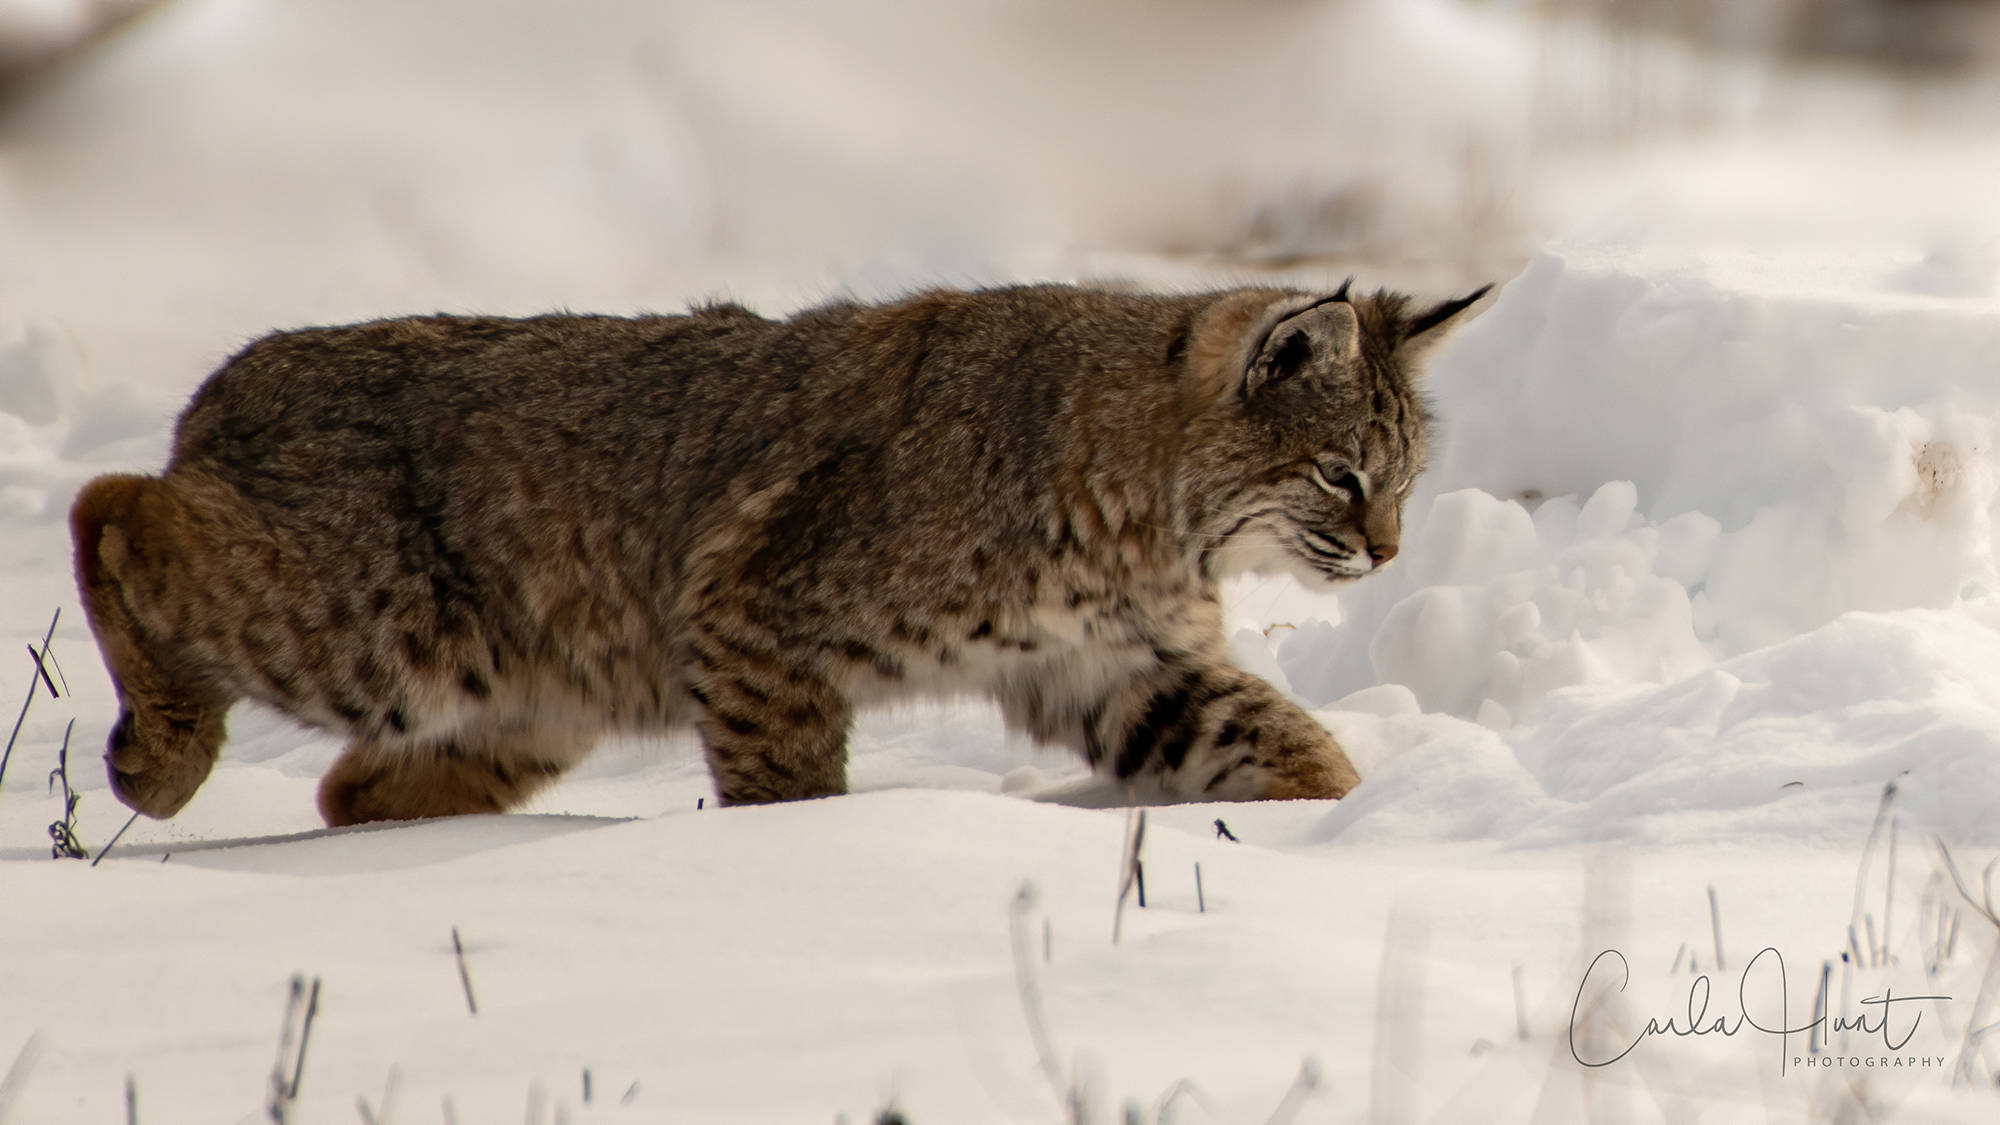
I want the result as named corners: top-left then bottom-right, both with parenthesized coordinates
top-left (1243, 297), bottom-right (1360, 399)
top-left (1399, 283), bottom-right (1494, 365)
top-left (1185, 288), bottom-right (1361, 408)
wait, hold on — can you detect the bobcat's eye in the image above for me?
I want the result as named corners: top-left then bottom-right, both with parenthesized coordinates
top-left (1308, 462), bottom-right (1364, 502)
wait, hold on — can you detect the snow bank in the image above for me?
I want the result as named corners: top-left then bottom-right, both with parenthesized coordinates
top-left (1437, 247), bottom-right (2000, 648)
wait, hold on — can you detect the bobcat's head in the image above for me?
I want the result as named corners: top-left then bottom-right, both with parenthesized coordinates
top-left (1179, 281), bottom-right (1490, 587)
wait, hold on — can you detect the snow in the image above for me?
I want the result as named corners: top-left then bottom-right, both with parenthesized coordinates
top-left (2, 795), bottom-right (1977, 1124)
top-left (6, 0), bottom-right (2000, 1121)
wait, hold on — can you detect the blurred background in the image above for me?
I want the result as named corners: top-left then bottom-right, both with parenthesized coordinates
top-left (1, 0), bottom-right (1998, 471)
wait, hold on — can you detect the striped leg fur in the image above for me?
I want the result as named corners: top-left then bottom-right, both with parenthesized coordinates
top-left (317, 727), bottom-right (597, 826)
top-left (1013, 655), bottom-right (1360, 802)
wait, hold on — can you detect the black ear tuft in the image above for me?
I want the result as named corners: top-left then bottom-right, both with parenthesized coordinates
top-left (1406, 283), bottom-right (1493, 341)
top-left (1332, 276), bottom-right (1353, 302)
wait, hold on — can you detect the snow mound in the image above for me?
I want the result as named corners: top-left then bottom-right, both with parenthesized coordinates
top-left (1433, 246), bottom-right (2000, 652)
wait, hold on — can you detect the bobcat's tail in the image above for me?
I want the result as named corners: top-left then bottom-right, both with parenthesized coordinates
top-left (72, 474), bottom-right (158, 626)
top-left (71, 474), bottom-right (230, 818)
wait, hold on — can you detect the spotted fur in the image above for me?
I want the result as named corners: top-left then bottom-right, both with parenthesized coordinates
top-left (70, 282), bottom-right (1487, 825)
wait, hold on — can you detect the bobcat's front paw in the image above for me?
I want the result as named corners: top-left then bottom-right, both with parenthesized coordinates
top-left (105, 706), bottom-right (225, 818)
top-left (1262, 745), bottom-right (1361, 800)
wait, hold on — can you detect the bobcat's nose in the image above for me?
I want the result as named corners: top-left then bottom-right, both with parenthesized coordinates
top-left (1368, 543), bottom-right (1398, 567)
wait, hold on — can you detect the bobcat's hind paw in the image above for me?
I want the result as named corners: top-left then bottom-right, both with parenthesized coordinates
top-left (105, 706), bottom-right (224, 818)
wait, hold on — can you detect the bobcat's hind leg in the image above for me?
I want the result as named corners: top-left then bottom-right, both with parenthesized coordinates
top-left (317, 726), bottom-right (598, 827)
top-left (72, 474), bottom-right (234, 818)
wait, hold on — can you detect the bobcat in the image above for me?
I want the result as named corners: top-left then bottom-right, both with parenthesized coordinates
top-left (71, 280), bottom-right (1487, 826)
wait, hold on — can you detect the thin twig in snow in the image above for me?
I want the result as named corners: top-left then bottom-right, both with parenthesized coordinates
top-left (1848, 779), bottom-right (1899, 960)
top-left (1837, 954), bottom-right (1855, 1055)
top-left (0, 609), bottom-right (61, 796)
top-left (1706, 885), bottom-right (1725, 974)
top-left (1512, 964), bottom-right (1529, 1041)
top-left (1112, 807), bottom-right (1146, 944)
top-left (359, 1066), bottom-right (398, 1125)
top-left (1262, 1059), bottom-right (1320, 1125)
top-left (1935, 838), bottom-right (2000, 1085)
top-left (90, 810), bottom-right (141, 867)
top-left (268, 979), bottom-right (302, 1124)
top-left (290, 979), bottom-right (321, 1101)
top-left (1885, 816), bottom-right (1899, 966)
top-left (1810, 961), bottom-right (1831, 1055)
top-left (452, 927), bottom-right (479, 1015)
top-left (1010, 884), bottom-right (1071, 1118)
top-left (47, 718), bottom-right (85, 860)
top-left (267, 975), bottom-right (322, 1124)
top-left (1154, 1078), bottom-right (1214, 1124)
top-left (24, 647), bottom-right (57, 699)
top-left (42, 642), bottom-right (66, 696)
top-left (0, 1034), bottom-right (41, 1125)
top-left (1948, 938), bottom-right (2000, 1086)
top-left (1935, 838), bottom-right (2000, 930)
top-left (1369, 909), bottom-right (1425, 1125)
